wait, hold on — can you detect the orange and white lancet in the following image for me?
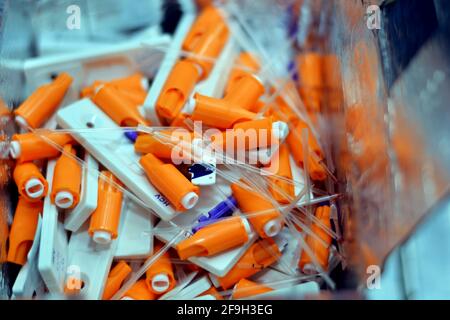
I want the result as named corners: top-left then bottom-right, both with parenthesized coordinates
top-left (82, 86), bottom-right (147, 108)
top-left (91, 84), bottom-right (149, 127)
top-left (81, 73), bottom-right (148, 98)
top-left (13, 162), bottom-right (48, 202)
top-left (107, 73), bottom-right (148, 92)
top-left (122, 279), bottom-right (157, 300)
top-left (267, 144), bottom-right (295, 204)
top-left (140, 153), bottom-right (199, 211)
top-left (110, 87), bottom-right (147, 106)
top-left (182, 6), bottom-right (229, 80)
top-left (299, 205), bottom-right (332, 273)
top-left (7, 197), bottom-right (42, 265)
top-left (209, 238), bottom-right (281, 290)
top-left (225, 52), bottom-right (260, 96)
top-left (231, 278), bottom-right (273, 299)
top-left (135, 131), bottom-right (176, 160)
top-left (50, 144), bottom-right (82, 209)
top-left (102, 261), bottom-right (132, 300)
top-left (220, 117), bottom-right (288, 151)
top-left (200, 286), bottom-right (224, 300)
top-left (170, 113), bottom-right (194, 130)
top-left (267, 92), bottom-right (300, 124)
top-left (286, 119), bottom-right (327, 181)
top-left (187, 73), bottom-right (264, 129)
top-left (145, 241), bottom-right (176, 294)
top-left (188, 92), bottom-right (257, 129)
top-left (155, 60), bottom-right (202, 121)
top-left (323, 54), bottom-right (344, 112)
top-left (14, 73), bottom-right (73, 129)
top-left (231, 181), bottom-right (283, 238)
top-left (135, 130), bottom-right (194, 161)
top-left (88, 171), bottom-right (124, 245)
top-left (297, 52), bottom-right (323, 113)
top-left (224, 74), bottom-right (265, 111)
top-left (10, 132), bottom-right (76, 163)
top-left (176, 216), bottom-right (251, 260)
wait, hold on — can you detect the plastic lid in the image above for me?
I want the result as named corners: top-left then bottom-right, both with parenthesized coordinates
top-left (181, 191), bottom-right (199, 210)
top-left (263, 219), bottom-right (282, 237)
top-left (55, 191), bottom-right (74, 209)
top-left (93, 230), bottom-right (112, 245)
top-left (151, 274), bottom-right (170, 293)
top-left (25, 178), bottom-right (45, 199)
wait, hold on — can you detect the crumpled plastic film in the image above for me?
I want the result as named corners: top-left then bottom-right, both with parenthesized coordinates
top-left (330, 0), bottom-right (450, 279)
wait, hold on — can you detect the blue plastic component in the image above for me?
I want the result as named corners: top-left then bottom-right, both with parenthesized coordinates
top-left (124, 130), bottom-right (138, 142)
top-left (192, 196), bottom-right (238, 233)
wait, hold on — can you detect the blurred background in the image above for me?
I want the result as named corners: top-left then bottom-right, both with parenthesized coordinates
top-left (0, 0), bottom-right (449, 299)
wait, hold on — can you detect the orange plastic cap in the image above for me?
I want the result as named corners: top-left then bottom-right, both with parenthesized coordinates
top-left (189, 93), bottom-right (256, 129)
top-left (233, 117), bottom-right (288, 150)
top-left (145, 241), bottom-right (176, 294)
top-left (88, 171), bottom-right (124, 244)
top-left (297, 52), bottom-right (323, 89)
top-left (14, 73), bottom-right (73, 129)
top-left (232, 278), bottom-right (273, 299)
top-left (135, 130), bottom-right (194, 161)
top-left (140, 153), bottom-right (199, 211)
top-left (182, 6), bottom-right (229, 79)
top-left (170, 113), bottom-right (193, 130)
top-left (286, 119), bottom-right (323, 163)
top-left (51, 144), bottom-right (82, 209)
top-left (225, 74), bottom-right (265, 111)
top-left (10, 132), bottom-right (76, 163)
top-left (299, 206), bottom-right (332, 273)
top-left (13, 162), bottom-right (48, 202)
top-left (176, 216), bottom-right (250, 260)
top-left (225, 52), bottom-right (260, 95)
top-left (92, 85), bottom-right (149, 127)
top-left (156, 60), bottom-right (201, 121)
top-left (211, 238), bottom-right (281, 290)
top-left (267, 144), bottom-right (295, 204)
top-left (7, 197), bottom-right (42, 265)
top-left (211, 117), bottom-right (287, 152)
top-left (231, 181), bottom-right (283, 238)
top-left (102, 261), bottom-right (132, 300)
top-left (122, 280), bottom-right (157, 300)
top-left (200, 286), bottom-right (224, 300)
top-left (135, 132), bottom-right (175, 159)
top-left (109, 73), bottom-right (148, 91)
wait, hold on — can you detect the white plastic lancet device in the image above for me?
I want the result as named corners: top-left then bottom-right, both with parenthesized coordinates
top-left (64, 152), bottom-right (99, 232)
top-left (38, 160), bottom-right (69, 294)
top-left (56, 98), bottom-right (178, 221)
